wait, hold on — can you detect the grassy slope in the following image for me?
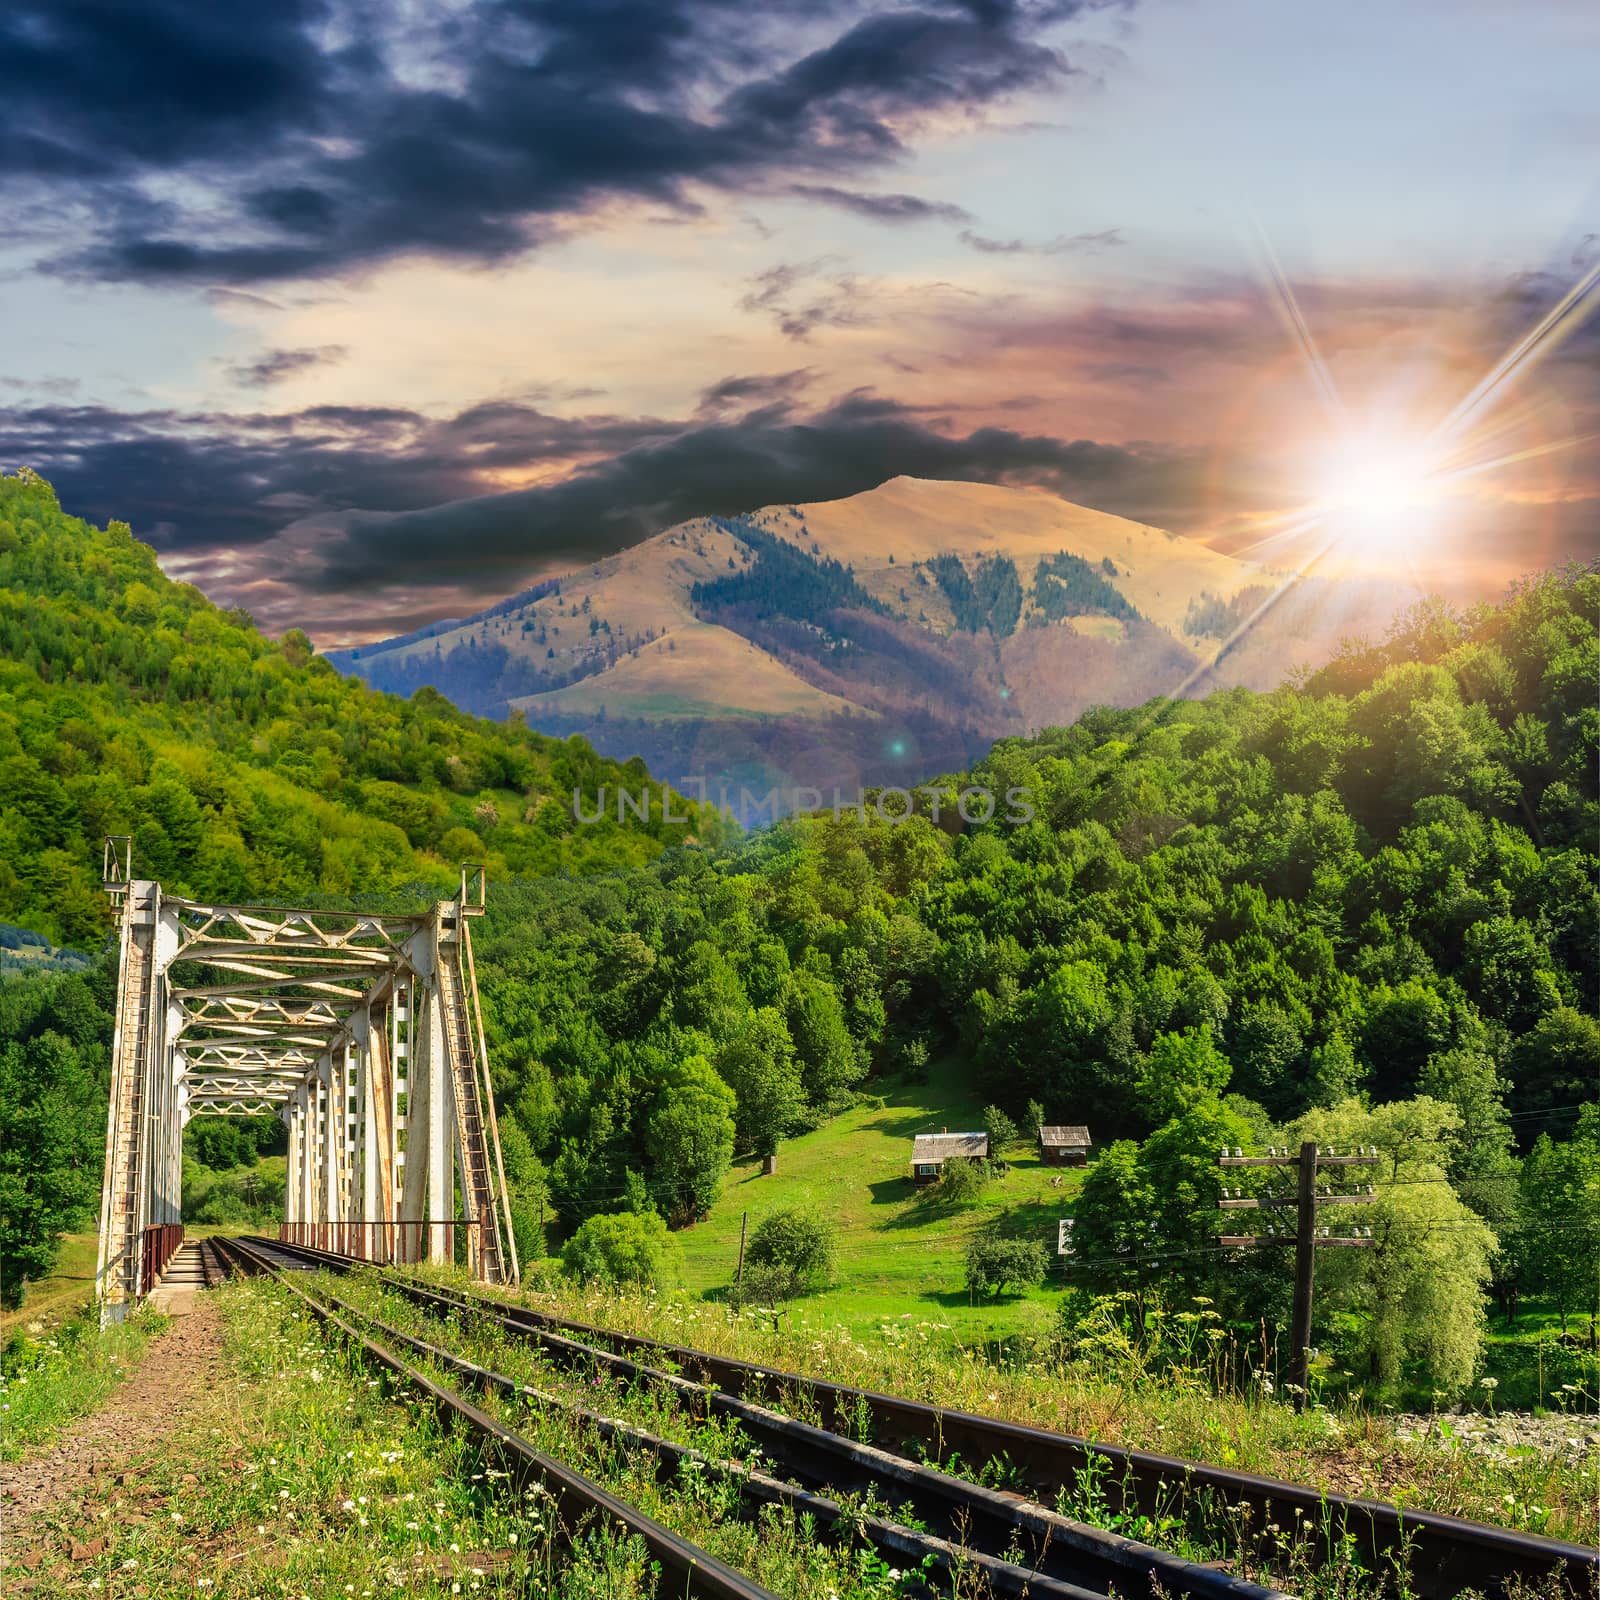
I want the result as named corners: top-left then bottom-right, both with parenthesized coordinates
top-left (675, 1055), bottom-right (1086, 1345)
top-left (0, 1232), bottom-right (99, 1337)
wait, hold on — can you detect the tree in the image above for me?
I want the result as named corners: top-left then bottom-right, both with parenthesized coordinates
top-left (1508, 1008), bottom-right (1600, 1124)
top-left (1138, 1025), bottom-right (1232, 1123)
top-left (561, 1210), bottom-right (679, 1288)
top-left (0, 1030), bottom-right (102, 1306)
top-left (982, 1103), bottom-right (1021, 1156)
top-left (745, 1208), bottom-right (836, 1295)
top-left (783, 970), bottom-right (860, 1107)
top-left (645, 1055), bottom-right (736, 1225)
top-left (1295, 1099), bottom-right (1495, 1396)
top-left (1518, 1121), bottom-right (1600, 1335)
top-left (716, 1008), bottom-right (804, 1159)
top-left (966, 1231), bottom-right (1049, 1298)
top-left (1417, 1048), bottom-right (1518, 1214)
top-left (1070, 1140), bottom-right (1154, 1296)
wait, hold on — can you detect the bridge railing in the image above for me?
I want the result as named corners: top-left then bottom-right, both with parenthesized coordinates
top-left (279, 1220), bottom-right (480, 1265)
top-left (141, 1223), bottom-right (184, 1291)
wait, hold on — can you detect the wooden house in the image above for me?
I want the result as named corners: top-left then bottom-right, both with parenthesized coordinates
top-left (1038, 1124), bottom-right (1092, 1167)
top-left (910, 1130), bottom-right (989, 1185)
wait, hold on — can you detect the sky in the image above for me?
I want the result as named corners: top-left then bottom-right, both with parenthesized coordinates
top-left (1, 0), bottom-right (1596, 643)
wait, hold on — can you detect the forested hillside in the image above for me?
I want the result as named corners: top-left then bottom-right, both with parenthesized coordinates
top-left (464, 569), bottom-right (1598, 1392)
top-left (0, 469), bottom-right (716, 949)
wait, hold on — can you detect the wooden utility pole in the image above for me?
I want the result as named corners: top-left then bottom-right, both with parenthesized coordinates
top-left (736, 1210), bottom-right (748, 1291)
top-left (1289, 1140), bottom-right (1318, 1400)
top-left (1218, 1142), bottom-right (1378, 1409)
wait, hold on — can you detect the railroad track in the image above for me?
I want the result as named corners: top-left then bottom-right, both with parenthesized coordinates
top-left (253, 1237), bottom-right (1600, 1600)
top-left (222, 1235), bottom-right (1270, 1599)
top-left (212, 1237), bottom-right (780, 1600)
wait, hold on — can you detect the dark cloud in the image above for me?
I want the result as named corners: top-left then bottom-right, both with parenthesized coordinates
top-left (740, 259), bottom-right (869, 340)
top-left (0, 398), bottom-right (680, 550)
top-left (225, 345), bottom-right (349, 388)
top-left (696, 370), bottom-right (815, 416)
top-left (314, 393), bottom-right (1196, 595)
top-left (786, 184), bottom-right (974, 223)
top-left (0, 381), bottom-right (1197, 619)
top-left (960, 225), bottom-right (1124, 254)
top-left (4, 0), bottom-right (1101, 286)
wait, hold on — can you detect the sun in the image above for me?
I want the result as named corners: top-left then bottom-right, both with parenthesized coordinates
top-left (1314, 436), bottom-right (1444, 549)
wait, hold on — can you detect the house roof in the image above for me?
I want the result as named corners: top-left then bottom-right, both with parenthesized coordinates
top-left (1039, 1125), bottom-right (1093, 1147)
top-left (911, 1132), bottom-right (989, 1162)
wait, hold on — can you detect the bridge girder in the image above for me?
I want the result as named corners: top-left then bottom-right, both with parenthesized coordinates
top-left (95, 856), bottom-right (517, 1320)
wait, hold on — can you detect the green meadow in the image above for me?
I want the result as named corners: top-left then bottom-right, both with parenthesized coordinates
top-left (673, 1056), bottom-right (1088, 1345)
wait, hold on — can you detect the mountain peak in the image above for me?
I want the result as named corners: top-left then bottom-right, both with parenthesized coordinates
top-left (332, 476), bottom-right (1417, 800)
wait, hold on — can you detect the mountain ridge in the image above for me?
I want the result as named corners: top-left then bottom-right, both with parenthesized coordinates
top-left (330, 476), bottom-right (1421, 800)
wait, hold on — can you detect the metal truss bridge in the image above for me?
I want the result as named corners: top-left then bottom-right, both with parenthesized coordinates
top-left (94, 839), bottom-right (518, 1321)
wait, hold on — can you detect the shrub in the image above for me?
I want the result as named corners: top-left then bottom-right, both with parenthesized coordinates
top-left (966, 1233), bottom-right (1049, 1299)
top-left (745, 1207), bottom-right (835, 1292)
top-left (560, 1210), bottom-right (679, 1289)
top-left (729, 1261), bottom-right (802, 1308)
top-left (920, 1157), bottom-right (990, 1207)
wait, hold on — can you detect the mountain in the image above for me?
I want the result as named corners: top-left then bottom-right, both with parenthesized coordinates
top-left (331, 477), bottom-right (1420, 804)
top-left (0, 469), bottom-right (716, 950)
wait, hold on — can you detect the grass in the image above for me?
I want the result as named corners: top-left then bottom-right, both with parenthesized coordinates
top-left (8, 1264), bottom-right (1593, 1599)
top-left (461, 1265), bottom-right (1600, 1551)
top-left (325, 1267), bottom-right (1350, 1596)
top-left (676, 1056), bottom-right (1084, 1347)
top-left (1, 1300), bottom-right (167, 1460)
top-left (9, 1277), bottom-right (918, 1600)
top-left (1, 1233), bottom-right (100, 1338)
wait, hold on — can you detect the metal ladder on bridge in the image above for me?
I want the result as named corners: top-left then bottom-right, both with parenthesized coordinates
top-left (97, 895), bottom-right (156, 1315)
top-left (438, 931), bottom-right (506, 1284)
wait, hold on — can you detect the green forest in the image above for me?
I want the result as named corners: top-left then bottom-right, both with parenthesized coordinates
top-left (0, 468), bottom-right (717, 952)
top-left (2, 471), bottom-right (1596, 1404)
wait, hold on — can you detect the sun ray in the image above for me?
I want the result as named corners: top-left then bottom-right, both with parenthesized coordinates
top-left (1427, 258), bottom-right (1600, 450)
top-left (1250, 220), bottom-right (1349, 426)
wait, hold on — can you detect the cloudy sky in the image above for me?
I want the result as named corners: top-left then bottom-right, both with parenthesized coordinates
top-left (2, 0), bottom-right (1596, 642)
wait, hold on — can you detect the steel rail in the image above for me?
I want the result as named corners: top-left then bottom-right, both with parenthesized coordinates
top-left (261, 1240), bottom-right (1598, 1600)
top-left (212, 1238), bottom-right (781, 1600)
top-left (250, 1240), bottom-right (1282, 1600)
top-left (240, 1246), bottom-right (1116, 1600)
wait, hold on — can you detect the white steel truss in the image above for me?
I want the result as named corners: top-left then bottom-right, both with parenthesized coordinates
top-left (95, 842), bottom-right (518, 1320)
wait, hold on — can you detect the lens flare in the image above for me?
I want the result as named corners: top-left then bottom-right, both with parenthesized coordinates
top-left (1316, 439), bottom-right (1443, 547)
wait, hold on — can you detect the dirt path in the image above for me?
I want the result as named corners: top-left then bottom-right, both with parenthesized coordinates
top-left (2, 1296), bottom-right (227, 1558)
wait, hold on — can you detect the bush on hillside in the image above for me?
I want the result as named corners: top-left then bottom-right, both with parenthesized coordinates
top-left (745, 1207), bottom-right (835, 1292)
top-left (966, 1232), bottom-right (1049, 1299)
top-left (560, 1210), bottom-right (679, 1289)
top-left (919, 1157), bottom-right (990, 1208)
top-left (729, 1261), bottom-right (804, 1307)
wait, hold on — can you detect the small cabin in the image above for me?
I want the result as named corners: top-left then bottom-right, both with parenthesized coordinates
top-left (1038, 1124), bottom-right (1092, 1167)
top-left (911, 1130), bottom-right (989, 1185)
